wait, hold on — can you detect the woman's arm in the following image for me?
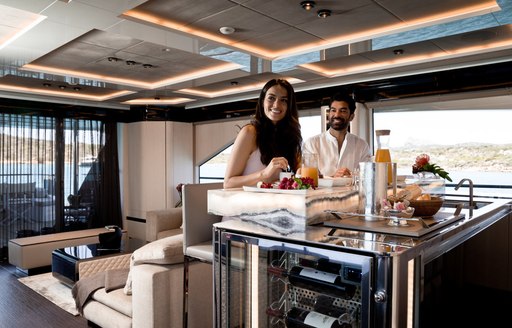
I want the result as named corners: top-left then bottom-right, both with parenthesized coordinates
top-left (224, 125), bottom-right (287, 188)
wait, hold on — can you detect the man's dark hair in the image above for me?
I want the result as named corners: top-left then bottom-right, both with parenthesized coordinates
top-left (330, 92), bottom-right (356, 114)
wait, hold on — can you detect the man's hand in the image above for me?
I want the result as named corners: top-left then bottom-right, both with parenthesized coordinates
top-left (334, 167), bottom-right (351, 177)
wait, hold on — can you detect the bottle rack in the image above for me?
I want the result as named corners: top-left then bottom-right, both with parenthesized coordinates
top-left (267, 251), bottom-right (361, 327)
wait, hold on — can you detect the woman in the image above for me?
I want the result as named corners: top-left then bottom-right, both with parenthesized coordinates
top-left (223, 79), bottom-right (302, 188)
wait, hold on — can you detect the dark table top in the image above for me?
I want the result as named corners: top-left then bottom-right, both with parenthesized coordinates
top-left (53, 244), bottom-right (100, 260)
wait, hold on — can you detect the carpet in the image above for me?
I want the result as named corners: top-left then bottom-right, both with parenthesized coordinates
top-left (18, 272), bottom-right (79, 316)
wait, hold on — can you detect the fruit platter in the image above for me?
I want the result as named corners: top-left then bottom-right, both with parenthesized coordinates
top-left (243, 176), bottom-right (317, 194)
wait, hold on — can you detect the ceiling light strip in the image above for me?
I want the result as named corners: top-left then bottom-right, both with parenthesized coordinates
top-left (299, 39), bottom-right (512, 78)
top-left (178, 78), bottom-right (304, 98)
top-left (21, 62), bottom-right (242, 89)
top-left (0, 14), bottom-right (47, 50)
top-left (123, 97), bottom-right (195, 105)
top-left (0, 84), bottom-right (134, 101)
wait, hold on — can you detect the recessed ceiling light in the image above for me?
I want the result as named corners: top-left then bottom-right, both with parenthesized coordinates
top-left (317, 9), bottom-right (331, 18)
top-left (58, 85), bottom-right (66, 90)
top-left (219, 26), bottom-right (235, 35)
top-left (300, 1), bottom-right (316, 11)
top-left (393, 49), bottom-right (405, 55)
top-left (107, 57), bottom-right (119, 62)
top-left (73, 86), bottom-right (81, 91)
top-left (230, 81), bottom-right (238, 86)
top-left (143, 64), bottom-right (153, 68)
top-left (126, 60), bottom-right (137, 66)
top-left (43, 83), bottom-right (51, 88)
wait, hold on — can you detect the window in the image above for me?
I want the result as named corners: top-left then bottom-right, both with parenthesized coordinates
top-left (63, 119), bottom-right (105, 230)
top-left (373, 109), bottom-right (512, 195)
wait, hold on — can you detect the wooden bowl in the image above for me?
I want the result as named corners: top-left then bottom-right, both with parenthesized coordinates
top-left (408, 196), bottom-right (443, 217)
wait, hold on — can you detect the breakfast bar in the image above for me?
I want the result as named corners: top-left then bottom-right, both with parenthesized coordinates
top-left (208, 186), bottom-right (358, 236)
top-left (209, 185), bottom-right (511, 327)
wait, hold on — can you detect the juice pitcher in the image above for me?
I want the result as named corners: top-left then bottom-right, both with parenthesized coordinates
top-left (375, 129), bottom-right (393, 185)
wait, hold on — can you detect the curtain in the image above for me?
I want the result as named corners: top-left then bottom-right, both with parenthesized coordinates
top-left (0, 114), bottom-right (56, 260)
top-left (83, 121), bottom-right (122, 229)
top-left (0, 113), bottom-right (122, 261)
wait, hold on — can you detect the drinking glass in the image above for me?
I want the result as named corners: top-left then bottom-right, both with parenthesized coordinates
top-left (301, 153), bottom-right (319, 187)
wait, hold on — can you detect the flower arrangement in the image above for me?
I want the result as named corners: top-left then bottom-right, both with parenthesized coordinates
top-left (381, 199), bottom-right (415, 218)
top-left (412, 154), bottom-right (452, 182)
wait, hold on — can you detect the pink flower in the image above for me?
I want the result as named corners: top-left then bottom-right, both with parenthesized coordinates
top-left (394, 202), bottom-right (407, 211)
top-left (415, 154), bottom-right (430, 168)
top-left (381, 199), bottom-right (391, 208)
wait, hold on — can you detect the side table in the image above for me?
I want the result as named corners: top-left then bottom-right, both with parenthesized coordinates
top-left (51, 244), bottom-right (120, 285)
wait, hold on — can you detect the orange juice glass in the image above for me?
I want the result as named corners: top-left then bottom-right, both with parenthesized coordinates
top-left (300, 166), bottom-right (319, 187)
top-left (302, 153), bottom-right (319, 187)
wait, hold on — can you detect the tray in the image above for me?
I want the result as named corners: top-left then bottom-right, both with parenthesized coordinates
top-left (322, 209), bottom-right (465, 237)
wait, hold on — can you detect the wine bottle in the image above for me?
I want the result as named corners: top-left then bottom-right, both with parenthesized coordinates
top-left (313, 295), bottom-right (347, 319)
top-left (267, 264), bottom-right (356, 299)
top-left (315, 258), bottom-right (342, 274)
top-left (285, 307), bottom-right (345, 328)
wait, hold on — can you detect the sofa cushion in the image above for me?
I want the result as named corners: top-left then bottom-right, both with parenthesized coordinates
top-left (91, 288), bottom-right (132, 318)
top-left (133, 234), bottom-right (183, 265)
top-left (124, 234), bottom-right (184, 295)
top-left (156, 228), bottom-right (182, 241)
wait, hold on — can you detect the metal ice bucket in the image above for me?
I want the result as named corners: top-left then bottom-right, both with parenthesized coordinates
top-left (358, 162), bottom-right (388, 220)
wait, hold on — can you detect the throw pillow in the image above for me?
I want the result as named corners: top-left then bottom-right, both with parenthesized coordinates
top-left (123, 234), bottom-right (184, 295)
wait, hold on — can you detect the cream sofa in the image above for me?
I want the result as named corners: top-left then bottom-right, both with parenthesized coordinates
top-left (74, 209), bottom-right (213, 328)
top-left (145, 208), bottom-right (183, 242)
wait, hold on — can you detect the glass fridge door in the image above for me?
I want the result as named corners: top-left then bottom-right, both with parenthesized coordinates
top-left (215, 231), bottom-right (374, 328)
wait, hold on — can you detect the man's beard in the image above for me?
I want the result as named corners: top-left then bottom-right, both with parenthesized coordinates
top-left (329, 117), bottom-right (349, 131)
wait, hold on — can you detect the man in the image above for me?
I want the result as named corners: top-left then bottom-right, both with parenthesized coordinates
top-left (303, 92), bottom-right (371, 177)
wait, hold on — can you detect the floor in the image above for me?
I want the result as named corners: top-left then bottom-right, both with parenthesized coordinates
top-left (0, 261), bottom-right (89, 328)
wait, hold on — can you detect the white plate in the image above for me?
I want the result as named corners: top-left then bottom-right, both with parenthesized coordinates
top-left (318, 177), bottom-right (352, 187)
top-left (243, 185), bottom-right (311, 194)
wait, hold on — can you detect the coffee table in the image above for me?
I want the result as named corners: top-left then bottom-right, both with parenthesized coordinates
top-left (52, 244), bottom-right (118, 285)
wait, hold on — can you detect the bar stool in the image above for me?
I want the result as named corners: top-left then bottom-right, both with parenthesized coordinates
top-left (182, 182), bottom-right (223, 328)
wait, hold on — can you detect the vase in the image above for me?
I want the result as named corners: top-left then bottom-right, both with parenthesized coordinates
top-left (414, 172), bottom-right (445, 197)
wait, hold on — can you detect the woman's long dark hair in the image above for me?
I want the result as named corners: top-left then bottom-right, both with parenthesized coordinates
top-left (252, 79), bottom-right (302, 172)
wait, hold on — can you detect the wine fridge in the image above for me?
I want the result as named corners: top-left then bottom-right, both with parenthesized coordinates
top-left (214, 228), bottom-right (381, 328)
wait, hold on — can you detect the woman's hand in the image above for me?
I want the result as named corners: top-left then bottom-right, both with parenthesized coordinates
top-left (261, 157), bottom-right (289, 182)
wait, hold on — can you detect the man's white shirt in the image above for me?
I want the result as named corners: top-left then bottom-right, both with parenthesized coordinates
top-left (303, 131), bottom-right (371, 177)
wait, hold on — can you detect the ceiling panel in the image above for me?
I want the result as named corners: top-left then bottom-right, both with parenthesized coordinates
top-left (0, 74), bottom-right (134, 101)
top-left (375, 0), bottom-right (499, 21)
top-left (123, 0), bottom-right (501, 59)
top-left (432, 24), bottom-right (512, 50)
top-left (296, 4), bottom-right (398, 39)
top-left (0, 0), bottom-right (510, 120)
top-left (23, 29), bottom-right (241, 86)
top-left (191, 6), bottom-right (291, 43)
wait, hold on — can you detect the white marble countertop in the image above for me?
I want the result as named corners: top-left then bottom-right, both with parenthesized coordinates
top-left (208, 186), bottom-right (359, 235)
